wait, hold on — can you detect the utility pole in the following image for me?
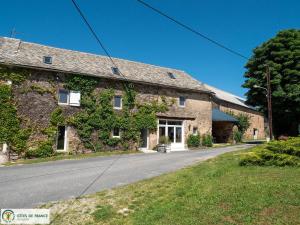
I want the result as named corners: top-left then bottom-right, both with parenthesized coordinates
top-left (266, 66), bottom-right (273, 140)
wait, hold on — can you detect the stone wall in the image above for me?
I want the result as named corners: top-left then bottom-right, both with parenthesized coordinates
top-left (212, 122), bottom-right (235, 143)
top-left (215, 101), bottom-right (265, 140)
top-left (12, 68), bottom-right (213, 152)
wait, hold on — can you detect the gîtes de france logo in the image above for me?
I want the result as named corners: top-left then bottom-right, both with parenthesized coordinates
top-left (1, 210), bottom-right (15, 223)
top-left (0, 209), bottom-right (50, 224)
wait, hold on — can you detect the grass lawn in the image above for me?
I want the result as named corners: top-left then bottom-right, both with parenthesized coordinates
top-left (44, 149), bottom-right (300, 225)
top-left (2, 150), bottom-right (140, 166)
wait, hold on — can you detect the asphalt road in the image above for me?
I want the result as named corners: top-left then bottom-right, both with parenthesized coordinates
top-left (0, 144), bottom-right (253, 208)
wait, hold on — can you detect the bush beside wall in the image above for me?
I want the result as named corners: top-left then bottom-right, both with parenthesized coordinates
top-left (202, 134), bottom-right (213, 147)
top-left (187, 134), bottom-right (201, 148)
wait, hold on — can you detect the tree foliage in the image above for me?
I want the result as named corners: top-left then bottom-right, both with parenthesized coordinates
top-left (243, 29), bottom-right (300, 136)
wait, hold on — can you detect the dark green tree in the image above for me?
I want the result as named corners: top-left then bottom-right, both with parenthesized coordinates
top-left (243, 29), bottom-right (300, 136)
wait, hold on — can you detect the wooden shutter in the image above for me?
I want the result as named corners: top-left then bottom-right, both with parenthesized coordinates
top-left (69, 91), bottom-right (81, 106)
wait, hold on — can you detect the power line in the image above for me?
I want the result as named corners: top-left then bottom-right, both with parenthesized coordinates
top-left (137, 0), bottom-right (249, 60)
top-left (50, 156), bottom-right (121, 224)
top-left (70, 0), bottom-right (128, 80)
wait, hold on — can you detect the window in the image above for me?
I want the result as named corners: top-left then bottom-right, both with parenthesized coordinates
top-left (58, 89), bottom-right (69, 104)
top-left (179, 96), bottom-right (186, 107)
top-left (112, 128), bottom-right (120, 138)
top-left (43, 56), bottom-right (52, 64)
top-left (168, 72), bottom-right (176, 79)
top-left (158, 120), bottom-right (183, 145)
top-left (114, 96), bottom-right (122, 109)
top-left (58, 89), bottom-right (81, 106)
top-left (193, 127), bottom-right (198, 135)
top-left (111, 67), bottom-right (120, 75)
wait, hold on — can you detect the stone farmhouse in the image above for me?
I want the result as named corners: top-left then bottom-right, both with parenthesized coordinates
top-left (0, 37), bottom-right (265, 153)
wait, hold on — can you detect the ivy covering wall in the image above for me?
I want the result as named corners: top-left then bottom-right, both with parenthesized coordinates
top-left (0, 66), bottom-right (172, 158)
top-left (0, 66), bottom-right (31, 156)
top-left (66, 75), bottom-right (170, 151)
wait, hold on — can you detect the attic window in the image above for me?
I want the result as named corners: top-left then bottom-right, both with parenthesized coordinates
top-left (111, 67), bottom-right (120, 75)
top-left (43, 56), bottom-right (52, 64)
top-left (168, 72), bottom-right (176, 79)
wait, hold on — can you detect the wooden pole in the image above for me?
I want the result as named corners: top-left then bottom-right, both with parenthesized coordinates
top-left (266, 66), bottom-right (273, 140)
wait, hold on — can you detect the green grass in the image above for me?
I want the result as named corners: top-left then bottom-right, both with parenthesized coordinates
top-left (45, 149), bottom-right (300, 225)
top-left (3, 150), bottom-right (140, 166)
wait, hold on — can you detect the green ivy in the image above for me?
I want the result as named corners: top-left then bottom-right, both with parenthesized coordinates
top-left (0, 84), bottom-right (31, 154)
top-left (21, 84), bottom-right (55, 95)
top-left (0, 66), bottom-right (29, 83)
top-left (69, 79), bottom-right (170, 151)
top-left (65, 74), bottom-right (99, 95)
top-left (1, 69), bottom-right (171, 157)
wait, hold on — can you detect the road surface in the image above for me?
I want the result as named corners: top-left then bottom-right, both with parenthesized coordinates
top-left (0, 144), bottom-right (253, 208)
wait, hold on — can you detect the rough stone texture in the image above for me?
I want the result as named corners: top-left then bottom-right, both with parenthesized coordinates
top-left (94, 81), bottom-right (212, 150)
top-left (212, 122), bottom-right (235, 143)
top-left (0, 37), bottom-right (211, 94)
top-left (67, 126), bottom-right (86, 153)
top-left (216, 101), bottom-right (265, 140)
top-left (10, 68), bottom-right (212, 152)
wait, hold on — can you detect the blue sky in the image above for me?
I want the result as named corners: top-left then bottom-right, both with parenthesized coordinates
top-left (0, 0), bottom-right (299, 97)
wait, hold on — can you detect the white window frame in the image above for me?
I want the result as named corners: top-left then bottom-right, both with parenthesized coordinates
top-left (157, 119), bottom-right (184, 145)
top-left (58, 89), bottom-right (80, 106)
top-left (113, 96), bottom-right (122, 109)
top-left (112, 128), bottom-right (121, 138)
top-left (179, 96), bottom-right (186, 107)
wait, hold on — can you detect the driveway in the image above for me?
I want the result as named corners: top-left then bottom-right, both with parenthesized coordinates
top-left (0, 144), bottom-right (253, 208)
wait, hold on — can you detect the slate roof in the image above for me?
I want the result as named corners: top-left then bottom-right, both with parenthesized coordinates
top-left (0, 37), bottom-right (211, 93)
top-left (212, 109), bottom-right (238, 122)
top-left (203, 83), bottom-right (254, 109)
top-left (0, 37), bottom-right (255, 110)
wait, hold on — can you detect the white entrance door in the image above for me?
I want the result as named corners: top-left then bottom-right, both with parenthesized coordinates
top-left (159, 120), bottom-right (184, 151)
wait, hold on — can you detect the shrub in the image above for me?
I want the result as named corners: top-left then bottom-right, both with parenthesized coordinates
top-left (240, 137), bottom-right (300, 167)
top-left (202, 134), bottom-right (213, 147)
top-left (25, 141), bottom-right (54, 158)
top-left (233, 130), bottom-right (243, 143)
top-left (187, 134), bottom-right (200, 148)
top-left (159, 136), bottom-right (170, 145)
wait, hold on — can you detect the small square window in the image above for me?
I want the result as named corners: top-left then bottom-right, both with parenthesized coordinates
top-left (168, 72), bottom-right (176, 79)
top-left (114, 96), bottom-right (122, 109)
top-left (43, 56), bottom-right (52, 64)
top-left (193, 127), bottom-right (198, 135)
top-left (112, 128), bottom-right (120, 138)
top-left (179, 96), bottom-right (186, 107)
top-left (112, 67), bottom-right (120, 75)
top-left (58, 89), bottom-right (69, 104)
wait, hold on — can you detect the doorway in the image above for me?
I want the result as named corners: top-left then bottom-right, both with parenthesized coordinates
top-left (140, 128), bottom-right (148, 149)
top-left (158, 120), bottom-right (184, 150)
top-left (56, 126), bottom-right (68, 151)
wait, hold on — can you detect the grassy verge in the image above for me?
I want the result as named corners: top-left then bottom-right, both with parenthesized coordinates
top-left (2, 150), bottom-right (140, 166)
top-left (44, 149), bottom-right (300, 225)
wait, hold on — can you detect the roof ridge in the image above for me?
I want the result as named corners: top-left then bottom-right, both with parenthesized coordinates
top-left (2, 36), bottom-right (185, 73)
top-left (204, 83), bottom-right (245, 100)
